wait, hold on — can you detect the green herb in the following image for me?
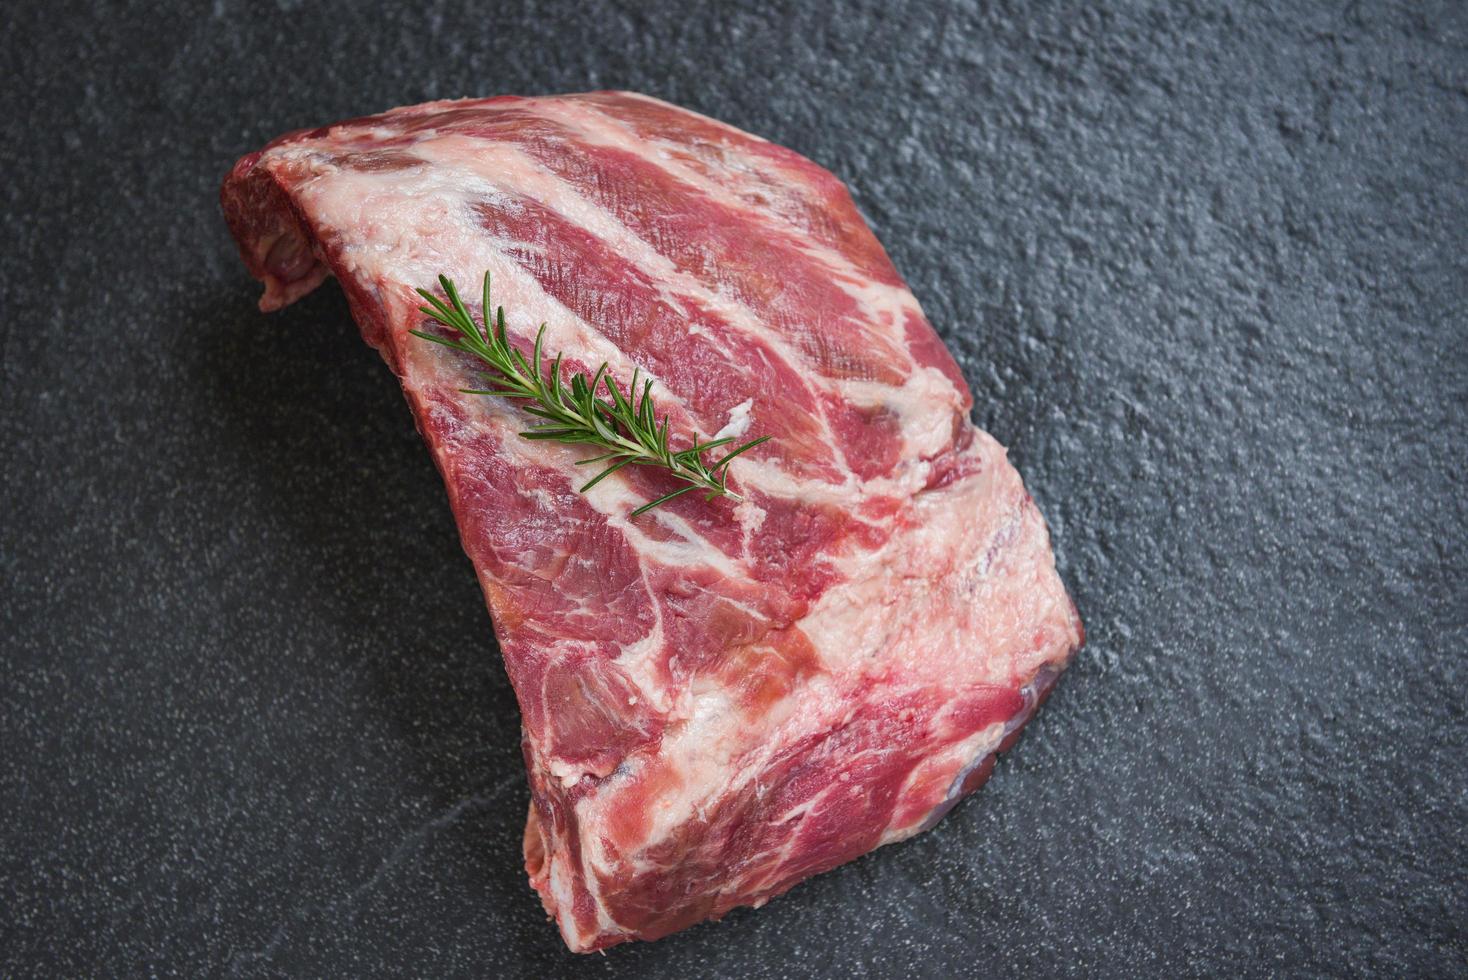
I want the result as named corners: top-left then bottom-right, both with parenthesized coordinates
top-left (411, 272), bottom-right (771, 517)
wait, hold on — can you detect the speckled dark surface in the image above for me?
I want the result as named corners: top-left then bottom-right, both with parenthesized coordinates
top-left (3, 1), bottom-right (1466, 976)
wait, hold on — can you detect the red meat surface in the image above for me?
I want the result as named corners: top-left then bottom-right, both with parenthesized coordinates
top-left (221, 91), bottom-right (1083, 951)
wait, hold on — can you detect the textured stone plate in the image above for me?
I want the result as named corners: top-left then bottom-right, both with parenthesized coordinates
top-left (1, 1), bottom-right (1464, 976)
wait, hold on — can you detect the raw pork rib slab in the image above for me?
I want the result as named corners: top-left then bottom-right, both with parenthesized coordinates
top-left (221, 92), bottom-right (1083, 951)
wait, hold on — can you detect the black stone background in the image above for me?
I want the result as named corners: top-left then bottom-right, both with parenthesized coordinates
top-left (2, 0), bottom-right (1465, 976)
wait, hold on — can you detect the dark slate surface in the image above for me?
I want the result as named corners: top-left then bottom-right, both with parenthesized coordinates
top-left (3, 0), bottom-right (1465, 976)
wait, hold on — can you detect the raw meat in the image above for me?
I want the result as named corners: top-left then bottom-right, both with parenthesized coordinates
top-left (220, 91), bottom-right (1083, 951)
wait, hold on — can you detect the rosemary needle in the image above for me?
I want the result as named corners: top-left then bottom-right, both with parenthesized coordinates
top-left (410, 272), bottom-right (770, 517)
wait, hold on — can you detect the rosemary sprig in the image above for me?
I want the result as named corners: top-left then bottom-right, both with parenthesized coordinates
top-left (410, 272), bottom-right (770, 517)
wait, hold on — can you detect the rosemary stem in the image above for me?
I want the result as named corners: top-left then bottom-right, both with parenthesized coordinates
top-left (410, 272), bottom-right (769, 516)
